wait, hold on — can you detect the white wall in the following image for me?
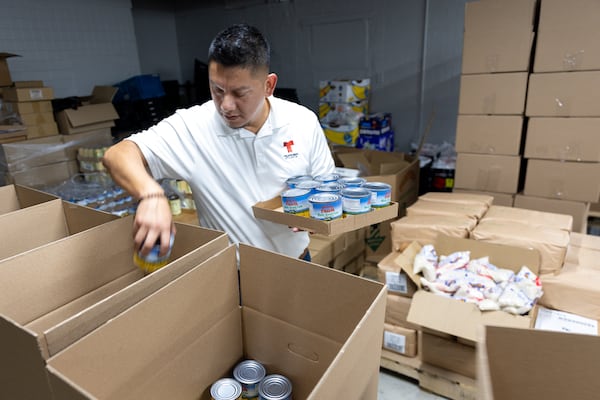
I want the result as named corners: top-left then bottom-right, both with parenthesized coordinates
top-left (0, 0), bottom-right (140, 97)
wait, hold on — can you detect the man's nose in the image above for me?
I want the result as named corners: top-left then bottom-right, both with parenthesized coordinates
top-left (221, 93), bottom-right (236, 111)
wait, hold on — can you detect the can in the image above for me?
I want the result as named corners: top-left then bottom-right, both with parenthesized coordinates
top-left (338, 177), bottom-right (366, 188)
top-left (133, 233), bottom-right (175, 274)
top-left (211, 378), bottom-right (243, 400)
top-left (168, 193), bottom-right (182, 216)
top-left (315, 182), bottom-right (344, 194)
top-left (285, 175), bottom-right (313, 189)
top-left (233, 360), bottom-right (266, 399)
top-left (363, 182), bottom-right (392, 208)
top-left (341, 187), bottom-right (372, 215)
top-left (294, 179), bottom-right (320, 195)
top-left (258, 374), bottom-right (292, 400)
top-left (313, 173), bottom-right (340, 184)
top-left (281, 188), bottom-right (311, 217)
top-left (308, 193), bottom-right (342, 220)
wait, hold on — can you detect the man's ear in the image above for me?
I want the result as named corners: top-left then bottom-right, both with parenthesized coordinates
top-left (265, 73), bottom-right (278, 97)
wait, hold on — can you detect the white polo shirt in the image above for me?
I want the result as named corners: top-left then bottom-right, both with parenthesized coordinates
top-left (127, 96), bottom-right (335, 258)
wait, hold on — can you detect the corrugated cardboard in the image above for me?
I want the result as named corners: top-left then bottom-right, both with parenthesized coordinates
top-left (455, 115), bottom-right (523, 155)
top-left (458, 72), bottom-right (528, 115)
top-left (25, 121), bottom-right (59, 139)
top-left (19, 112), bottom-right (55, 126)
top-left (383, 323), bottom-right (418, 358)
top-left (0, 184), bottom-right (58, 215)
top-left (525, 117), bottom-right (600, 162)
top-left (471, 219), bottom-right (569, 275)
top-left (421, 331), bottom-right (475, 379)
top-left (390, 215), bottom-right (477, 252)
top-left (385, 293), bottom-right (420, 331)
top-left (526, 71), bottom-right (600, 117)
top-left (0, 216), bottom-right (229, 399)
top-left (404, 235), bottom-right (540, 342)
top-left (55, 86), bottom-right (119, 134)
top-left (45, 244), bottom-right (386, 399)
top-left (478, 325), bottom-right (600, 400)
top-left (4, 100), bottom-right (53, 114)
top-left (406, 198), bottom-right (488, 221)
top-left (514, 194), bottom-right (590, 234)
top-left (0, 53), bottom-right (19, 86)
top-left (2, 86), bottom-right (54, 102)
top-left (378, 250), bottom-right (418, 297)
top-left (533, 0), bottom-right (600, 72)
top-left (482, 204), bottom-right (573, 232)
top-left (454, 153), bottom-right (522, 194)
top-left (452, 189), bottom-right (514, 207)
top-left (252, 196), bottom-right (398, 236)
top-left (0, 199), bottom-right (116, 261)
top-left (463, 0), bottom-right (537, 34)
top-left (4, 160), bottom-right (80, 187)
top-left (524, 159), bottom-right (600, 202)
top-left (420, 191), bottom-right (493, 208)
top-left (462, 28), bottom-right (534, 74)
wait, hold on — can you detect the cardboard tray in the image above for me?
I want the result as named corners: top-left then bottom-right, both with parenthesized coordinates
top-left (252, 196), bottom-right (399, 235)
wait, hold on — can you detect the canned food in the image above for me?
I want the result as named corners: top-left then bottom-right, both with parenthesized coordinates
top-left (233, 360), bottom-right (266, 399)
top-left (294, 179), bottom-right (320, 195)
top-left (258, 374), bottom-right (292, 400)
top-left (285, 175), bottom-right (313, 188)
top-left (211, 378), bottom-right (243, 400)
top-left (133, 233), bottom-right (175, 274)
top-left (281, 188), bottom-right (311, 217)
top-left (338, 177), bottom-right (366, 188)
top-left (308, 193), bottom-right (342, 220)
top-left (315, 182), bottom-right (344, 194)
top-left (168, 193), bottom-right (182, 216)
top-left (341, 187), bottom-right (372, 215)
top-left (363, 182), bottom-right (392, 208)
top-left (313, 173), bottom-right (340, 184)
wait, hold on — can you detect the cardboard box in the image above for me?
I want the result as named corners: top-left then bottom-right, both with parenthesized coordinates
top-left (2, 86), bottom-right (54, 102)
top-left (19, 112), bottom-right (55, 126)
top-left (4, 160), bottom-right (80, 187)
top-left (385, 293), bottom-right (420, 331)
top-left (55, 86), bottom-right (119, 134)
top-left (365, 220), bottom-right (394, 263)
top-left (383, 323), bottom-right (418, 358)
top-left (319, 79), bottom-right (371, 103)
top-left (419, 191), bottom-right (493, 208)
top-left (378, 249), bottom-right (418, 297)
top-left (0, 216), bottom-right (229, 399)
top-left (0, 198), bottom-right (117, 261)
top-left (458, 72), bottom-right (528, 115)
top-left (4, 100), bottom-right (53, 114)
top-left (390, 215), bottom-right (477, 252)
top-left (533, 0), bottom-right (600, 72)
top-left (24, 121), bottom-right (59, 139)
top-left (403, 236), bottom-right (540, 342)
top-left (524, 117), bottom-right (600, 162)
top-left (482, 204), bottom-right (573, 232)
top-left (455, 115), bottom-right (523, 155)
top-left (454, 153), bottom-right (522, 194)
top-left (406, 198), bottom-right (488, 221)
top-left (0, 53), bottom-right (19, 87)
top-left (526, 71), bottom-right (600, 117)
top-left (471, 219), bottom-right (570, 275)
top-left (514, 194), bottom-right (590, 234)
top-left (463, 0), bottom-right (537, 34)
top-left (421, 331), bottom-right (476, 379)
top-left (451, 189), bottom-right (514, 207)
top-left (524, 159), bottom-right (600, 202)
top-left (478, 325), bottom-right (600, 400)
top-left (252, 196), bottom-right (398, 236)
top-left (45, 244), bottom-right (386, 399)
top-left (0, 184), bottom-right (58, 215)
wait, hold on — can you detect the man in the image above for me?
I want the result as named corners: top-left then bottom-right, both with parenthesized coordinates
top-left (103, 24), bottom-right (335, 260)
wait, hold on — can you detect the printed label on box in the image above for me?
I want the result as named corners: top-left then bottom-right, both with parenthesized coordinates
top-left (535, 306), bottom-right (598, 336)
top-left (383, 331), bottom-right (406, 354)
top-left (385, 271), bottom-right (408, 294)
top-left (29, 89), bottom-right (43, 100)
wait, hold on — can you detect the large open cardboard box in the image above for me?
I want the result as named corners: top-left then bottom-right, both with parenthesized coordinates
top-left (45, 244), bottom-right (387, 399)
top-left (0, 198), bottom-right (117, 261)
top-left (478, 325), bottom-right (600, 400)
top-left (0, 184), bottom-right (58, 215)
top-left (55, 86), bottom-right (119, 134)
top-left (399, 235), bottom-right (540, 342)
top-left (0, 216), bottom-right (229, 399)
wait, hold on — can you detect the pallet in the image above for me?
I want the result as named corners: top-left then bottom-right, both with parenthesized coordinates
top-left (381, 349), bottom-right (478, 400)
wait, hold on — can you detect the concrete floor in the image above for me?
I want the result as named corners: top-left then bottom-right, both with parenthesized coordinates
top-left (378, 369), bottom-right (445, 399)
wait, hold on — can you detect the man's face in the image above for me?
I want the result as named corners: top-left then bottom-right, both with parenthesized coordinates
top-left (208, 62), bottom-right (274, 132)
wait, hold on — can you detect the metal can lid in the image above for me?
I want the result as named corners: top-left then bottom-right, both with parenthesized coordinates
top-left (281, 188), bottom-right (311, 198)
top-left (233, 360), bottom-right (266, 384)
top-left (313, 173), bottom-right (340, 182)
top-left (362, 181), bottom-right (392, 191)
top-left (210, 378), bottom-right (242, 400)
top-left (338, 177), bottom-right (366, 186)
top-left (340, 187), bottom-right (371, 198)
top-left (316, 183), bottom-right (344, 192)
top-left (295, 180), bottom-right (320, 190)
top-left (308, 193), bottom-right (341, 203)
top-left (258, 374), bottom-right (292, 400)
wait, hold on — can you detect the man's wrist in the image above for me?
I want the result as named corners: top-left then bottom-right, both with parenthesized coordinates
top-left (138, 192), bottom-right (167, 202)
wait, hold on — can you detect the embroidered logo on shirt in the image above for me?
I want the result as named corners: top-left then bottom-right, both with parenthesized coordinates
top-left (283, 140), bottom-right (299, 160)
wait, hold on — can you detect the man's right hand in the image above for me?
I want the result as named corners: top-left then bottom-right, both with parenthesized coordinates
top-left (133, 194), bottom-right (176, 257)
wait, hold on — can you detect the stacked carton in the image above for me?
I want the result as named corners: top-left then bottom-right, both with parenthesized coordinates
top-left (453, 0), bottom-right (537, 206)
top-left (2, 81), bottom-right (58, 139)
top-left (319, 79), bottom-right (370, 147)
top-left (520, 0), bottom-right (600, 233)
top-left (309, 229), bottom-right (366, 274)
top-left (0, 54), bottom-right (28, 144)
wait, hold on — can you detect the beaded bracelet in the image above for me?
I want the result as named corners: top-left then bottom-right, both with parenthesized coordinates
top-left (138, 192), bottom-right (167, 202)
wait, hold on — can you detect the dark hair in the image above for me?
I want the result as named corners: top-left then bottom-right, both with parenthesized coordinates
top-left (208, 24), bottom-right (270, 72)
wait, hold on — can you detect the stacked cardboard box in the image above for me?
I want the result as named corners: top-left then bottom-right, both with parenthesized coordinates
top-left (308, 229), bottom-right (366, 274)
top-left (2, 81), bottom-right (58, 139)
top-left (54, 86), bottom-right (119, 135)
top-left (453, 0), bottom-right (538, 206)
top-left (520, 0), bottom-right (600, 233)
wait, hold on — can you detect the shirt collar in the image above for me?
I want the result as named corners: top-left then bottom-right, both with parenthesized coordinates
top-left (215, 96), bottom-right (289, 138)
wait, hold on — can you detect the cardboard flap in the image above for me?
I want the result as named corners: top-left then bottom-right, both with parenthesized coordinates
top-left (0, 52), bottom-right (20, 60)
top-left (90, 86), bottom-right (118, 104)
top-left (63, 103), bottom-right (118, 128)
top-left (61, 201), bottom-right (118, 234)
top-left (394, 241), bottom-right (423, 287)
top-left (378, 161), bottom-right (408, 175)
top-left (482, 326), bottom-right (600, 400)
top-left (336, 152), bottom-right (372, 174)
top-left (0, 185), bottom-right (21, 214)
top-left (239, 244), bottom-right (385, 343)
